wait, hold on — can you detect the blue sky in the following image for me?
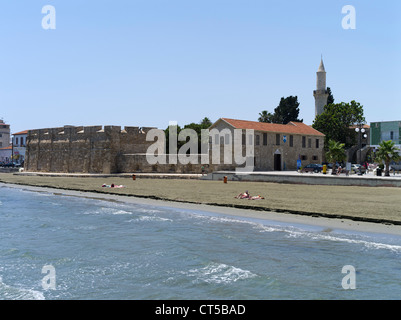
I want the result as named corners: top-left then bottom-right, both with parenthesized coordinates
top-left (1, 0), bottom-right (400, 133)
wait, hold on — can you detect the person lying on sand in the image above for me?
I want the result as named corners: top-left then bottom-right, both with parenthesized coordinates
top-left (235, 191), bottom-right (264, 200)
top-left (235, 191), bottom-right (250, 199)
top-left (248, 195), bottom-right (264, 200)
top-left (102, 183), bottom-right (125, 188)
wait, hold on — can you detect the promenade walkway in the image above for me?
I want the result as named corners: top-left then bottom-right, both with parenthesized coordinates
top-left (12, 169), bottom-right (401, 187)
top-left (202, 170), bottom-right (401, 187)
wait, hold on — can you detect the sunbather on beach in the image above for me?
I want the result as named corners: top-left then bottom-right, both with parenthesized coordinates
top-left (235, 191), bottom-right (264, 200)
top-left (249, 195), bottom-right (264, 200)
top-left (235, 191), bottom-right (250, 199)
top-left (102, 183), bottom-right (125, 188)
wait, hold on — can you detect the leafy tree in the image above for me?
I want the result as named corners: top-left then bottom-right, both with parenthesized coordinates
top-left (312, 100), bottom-right (365, 148)
top-left (325, 139), bottom-right (346, 174)
top-left (375, 140), bottom-right (401, 176)
top-left (199, 117), bottom-right (212, 128)
top-left (164, 118), bottom-right (212, 154)
top-left (327, 87), bottom-right (334, 105)
top-left (164, 124), bottom-right (183, 154)
top-left (258, 96), bottom-right (303, 124)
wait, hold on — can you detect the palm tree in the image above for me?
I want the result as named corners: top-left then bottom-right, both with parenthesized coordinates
top-left (325, 139), bottom-right (346, 174)
top-left (258, 110), bottom-right (274, 123)
top-left (375, 140), bottom-right (401, 176)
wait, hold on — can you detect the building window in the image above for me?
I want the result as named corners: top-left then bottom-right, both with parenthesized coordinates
top-left (242, 134), bottom-right (246, 145)
top-left (308, 138), bottom-right (311, 148)
top-left (312, 156), bottom-right (318, 161)
top-left (263, 133), bottom-right (267, 146)
top-left (225, 134), bottom-right (230, 145)
top-left (301, 155), bottom-right (307, 160)
top-left (302, 136), bottom-right (306, 148)
top-left (316, 139), bottom-right (319, 149)
top-left (289, 135), bottom-right (293, 147)
top-left (16, 137), bottom-right (19, 145)
top-left (276, 134), bottom-right (280, 146)
top-left (390, 131), bottom-right (394, 140)
top-left (0, 134), bottom-right (2, 137)
top-left (256, 135), bottom-right (260, 146)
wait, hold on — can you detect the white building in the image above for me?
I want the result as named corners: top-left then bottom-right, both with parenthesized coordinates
top-left (12, 130), bottom-right (28, 165)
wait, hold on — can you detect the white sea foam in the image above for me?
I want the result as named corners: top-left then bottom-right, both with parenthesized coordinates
top-left (111, 209), bottom-right (133, 215)
top-left (188, 211), bottom-right (401, 254)
top-left (136, 208), bottom-right (163, 214)
top-left (128, 215), bottom-right (173, 223)
top-left (285, 229), bottom-right (401, 253)
top-left (0, 276), bottom-right (45, 300)
top-left (83, 207), bottom-right (133, 215)
top-left (187, 263), bottom-right (257, 284)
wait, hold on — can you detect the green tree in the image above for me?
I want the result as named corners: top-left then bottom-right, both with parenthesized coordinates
top-left (327, 87), bottom-right (334, 105)
top-left (258, 96), bottom-right (303, 124)
top-left (164, 118), bottom-right (213, 154)
top-left (164, 124), bottom-right (183, 154)
top-left (258, 110), bottom-right (274, 123)
top-left (312, 100), bottom-right (365, 148)
top-left (199, 117), bottom-right (212, 128)
top-left (375, 140), bottom-right (401, 176)
top-left (325, 139), bottom-right (346, 174)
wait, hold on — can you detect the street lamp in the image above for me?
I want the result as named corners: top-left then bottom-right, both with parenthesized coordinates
top-left (355, 125), bottom-right (368, 167)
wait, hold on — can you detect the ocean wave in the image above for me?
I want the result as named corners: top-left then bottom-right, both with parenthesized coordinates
top-left (186, 263), bottom-right (257, 284)
top-left (0, 277), bottom-right (45, 300)
top-left (128, 215), bottom-right (173, 223)
top-left (285, 229), bottom-right (401, 253)
top-left (111, 210), bottom-right (133, 215)
top-left (82, 207), bottom-right (133, 215)
top-left (187, 211), bottom-right (401, 254)
top-left (136, 208), bottom-right (164, 214)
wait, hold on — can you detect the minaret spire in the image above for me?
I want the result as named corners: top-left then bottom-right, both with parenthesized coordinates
top-left (313, 56), bottom-right (329, 117)
top-left (318, 56), bottom-right (325, 72)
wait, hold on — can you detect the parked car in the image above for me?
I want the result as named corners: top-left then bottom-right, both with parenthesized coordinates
top-left (322, 162), bottom-right (340, 170)
top-left (2, 162), bottom-right (21, 168)
top-left (2, 162), bottom-right (14, 167)
top-left (390, 162), bottom-right (401, 171)
top-left (303, 164), bottom-right (323, 173)
top-left (351, 164), bottom-right (366, 174)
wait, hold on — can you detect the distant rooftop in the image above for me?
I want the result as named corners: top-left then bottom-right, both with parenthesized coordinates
top-left (13, 130), bottom-right (29, 135)
top-left (212, 118), bottom-right (325, 136)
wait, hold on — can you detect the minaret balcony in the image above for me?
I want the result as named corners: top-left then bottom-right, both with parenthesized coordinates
top-left (313, 89), bottom-right (328, 95)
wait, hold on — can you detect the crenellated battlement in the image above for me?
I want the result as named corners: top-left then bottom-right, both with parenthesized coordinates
top-left (25, 125), bottom-right (158, 174)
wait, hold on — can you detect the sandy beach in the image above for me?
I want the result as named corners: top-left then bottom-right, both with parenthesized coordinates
top-left (1, 172), bottom-right (401, 236)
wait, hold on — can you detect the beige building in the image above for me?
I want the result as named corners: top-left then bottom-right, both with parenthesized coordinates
top-left (209, 118), bottom-right (325, 171)
top-left (0, 119), bottom-right (10, 149)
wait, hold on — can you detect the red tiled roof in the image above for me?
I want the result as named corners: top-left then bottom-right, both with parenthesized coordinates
top-left (13, 130), bottom-right (28, 135)
top-left (218, 118), bottom-right (325, 136)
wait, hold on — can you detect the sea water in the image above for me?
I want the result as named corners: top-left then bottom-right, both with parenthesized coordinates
top-left (1, 185), bottom-right (401, 300)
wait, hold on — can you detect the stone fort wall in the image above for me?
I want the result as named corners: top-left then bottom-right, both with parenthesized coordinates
top-left (25, 125), bottom-right (215, 174)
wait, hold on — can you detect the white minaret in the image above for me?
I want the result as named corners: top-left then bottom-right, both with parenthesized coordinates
top-left (313, 57), bottom-right (329, 117)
